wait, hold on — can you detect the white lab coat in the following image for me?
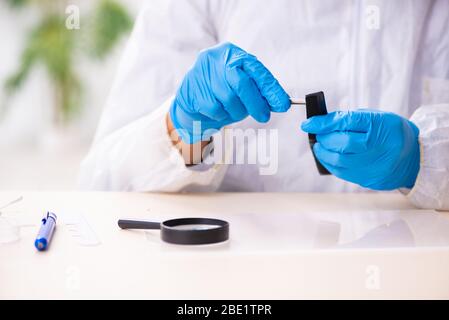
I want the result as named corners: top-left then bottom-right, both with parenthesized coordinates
top-left (79, 0), bottom-right (449, 210)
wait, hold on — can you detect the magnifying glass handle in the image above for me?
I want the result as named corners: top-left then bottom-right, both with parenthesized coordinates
top-left (118, 219), bottom-right (161, 230)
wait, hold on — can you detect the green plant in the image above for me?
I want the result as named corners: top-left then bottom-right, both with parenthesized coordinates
top-left (4, 0), bottom-right (133, 124)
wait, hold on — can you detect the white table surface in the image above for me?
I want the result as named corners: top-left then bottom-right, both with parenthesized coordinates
top-left (1, 191), bottom-right (449, 299)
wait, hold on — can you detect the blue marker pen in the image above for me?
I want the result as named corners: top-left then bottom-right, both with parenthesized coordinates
top-left (35, 212), bottom-right (57, 251)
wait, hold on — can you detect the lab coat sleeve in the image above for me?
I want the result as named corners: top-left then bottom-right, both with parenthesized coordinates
top-left (405, 104), bottom-right (449, 210)
top-left (78, 0), bottom-right (227, 192)
top-left (79, 98), bottom-right (227, 191)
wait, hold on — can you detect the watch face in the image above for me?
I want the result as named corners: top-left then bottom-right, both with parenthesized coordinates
top-left (306, 91), bottom-right (327, 119)
top-left (305, 92), bottom-right (330, 176)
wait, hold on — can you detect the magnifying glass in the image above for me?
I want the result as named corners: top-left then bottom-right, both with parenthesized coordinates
top-left (118, 218), bottom-right (229, 245)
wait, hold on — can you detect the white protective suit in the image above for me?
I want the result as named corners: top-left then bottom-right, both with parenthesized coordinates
top-left (79, 0), bottom-right (449, 210)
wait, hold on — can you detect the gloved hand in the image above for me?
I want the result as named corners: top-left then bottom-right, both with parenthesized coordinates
top-left (301, 109), bottom-right (420, 190)
top-left (170, 42), bottom-right (290, 143)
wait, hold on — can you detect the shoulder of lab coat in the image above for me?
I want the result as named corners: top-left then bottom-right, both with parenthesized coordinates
top-left (78, 0), bottom-right (228, 191)
top-left (93, 0), bottom-right (218, 141)
top-left (403, 104), bottom-right (449, 210)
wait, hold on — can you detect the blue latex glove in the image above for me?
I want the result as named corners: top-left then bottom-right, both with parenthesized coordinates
top-left (170, 42), bottom-right (290, 143)
top-left (301, 109), bottom-right (420, 190)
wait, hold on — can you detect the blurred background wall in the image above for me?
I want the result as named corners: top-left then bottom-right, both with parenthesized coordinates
top-left (0, 0), bottom-right (144, 190)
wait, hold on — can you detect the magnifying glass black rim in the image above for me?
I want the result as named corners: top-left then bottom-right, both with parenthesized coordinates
top-left (118, 217), bottom-right (229, 245)
top-left (161, 218), bottom-right (229, 245)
